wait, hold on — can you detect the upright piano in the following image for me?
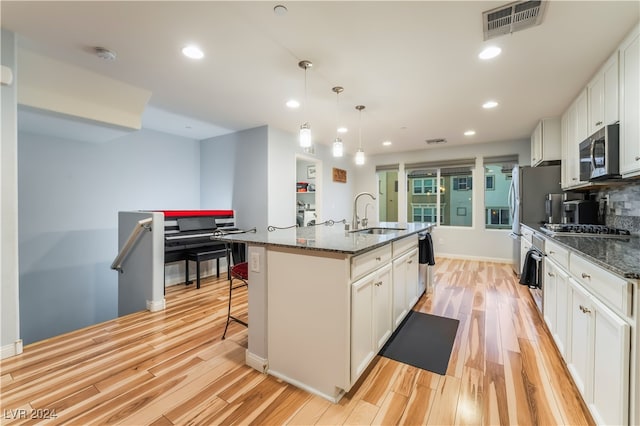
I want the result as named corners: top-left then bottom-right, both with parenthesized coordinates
top-left (161, 210), bottom-right (238, 288)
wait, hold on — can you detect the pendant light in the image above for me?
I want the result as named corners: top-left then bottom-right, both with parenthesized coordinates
top-left (298, 60), bottom-right (313, 148)
top-left (332, 86), bottom-right (344, 157)
top-left (355, 105), bottom-right (366, 165)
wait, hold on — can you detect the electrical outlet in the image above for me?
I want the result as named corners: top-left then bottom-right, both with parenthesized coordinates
top-left (250, 252), bottom-right (260, 273)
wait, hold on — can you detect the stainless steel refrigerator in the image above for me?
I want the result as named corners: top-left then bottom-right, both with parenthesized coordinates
top-left (508, 164), bottom-right (561, 275)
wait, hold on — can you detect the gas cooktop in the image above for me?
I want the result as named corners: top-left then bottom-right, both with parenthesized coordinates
top-left (540, 223), bottom-right (632, 237)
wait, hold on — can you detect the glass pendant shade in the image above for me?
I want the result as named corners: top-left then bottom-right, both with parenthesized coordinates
top-left (332, 138), bottom-right (344, 157)
top-left (355, 148), bottom-right (365, 165)
top-left (299, 123), bottom-right (312, 148)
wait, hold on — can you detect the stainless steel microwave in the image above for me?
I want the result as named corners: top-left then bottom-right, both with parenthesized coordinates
top-left (579, 123), bottom-right (620, 181)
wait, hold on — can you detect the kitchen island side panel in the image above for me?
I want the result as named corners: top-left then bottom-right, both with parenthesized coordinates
top-left (267, 247), bottom-right (351, 401)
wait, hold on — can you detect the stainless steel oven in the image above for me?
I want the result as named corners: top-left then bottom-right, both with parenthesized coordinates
top-left (520, 233), bottom-right (546, 313)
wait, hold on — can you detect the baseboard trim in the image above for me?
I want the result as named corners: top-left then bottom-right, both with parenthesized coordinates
top-left (267, 368), bottom-right (345, 403)
top-left (437, 253), bottom-right (511, 264)
top-left (245, 350), bottom-right (268, 374)
top-left (1, 339), bottom-right (23, 359)
top-left (146, 298), bottom-right (166, 312)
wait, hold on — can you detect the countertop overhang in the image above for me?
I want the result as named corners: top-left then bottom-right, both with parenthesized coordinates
top-left (213, 222), bottom-right (435, 255)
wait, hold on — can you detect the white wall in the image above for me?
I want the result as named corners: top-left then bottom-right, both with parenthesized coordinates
top-left (201, 126), bottom-right (269, 230)
top-left (1, 30), bottom-right (21, 357)
top-left (354, 139), bottom-right (531, 262)
top-left (18, 127), bottom-right (201, 344)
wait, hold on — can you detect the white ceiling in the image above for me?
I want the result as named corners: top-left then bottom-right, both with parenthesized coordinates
top-left (2, 1), bottom-right (639, 156)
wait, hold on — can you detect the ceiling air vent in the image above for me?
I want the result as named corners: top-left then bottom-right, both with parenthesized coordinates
top-left (425, 138), bottom-right (447, 145)
top-left (483, 0), bottom-right (547, 41)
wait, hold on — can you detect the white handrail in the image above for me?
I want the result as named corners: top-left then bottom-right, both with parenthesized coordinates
top-left (111, 217), bottom-right (152, 272)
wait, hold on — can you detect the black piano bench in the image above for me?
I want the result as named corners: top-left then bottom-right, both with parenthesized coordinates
top-left (185, 247), bottom-right (228, 289)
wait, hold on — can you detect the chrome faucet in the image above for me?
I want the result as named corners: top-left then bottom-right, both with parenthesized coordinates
top-left (352, 192), bottom-right (376, 230)
top-left (362, 203), bottom-right (372, 228)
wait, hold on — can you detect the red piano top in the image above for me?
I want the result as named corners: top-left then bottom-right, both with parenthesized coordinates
top-left (157, 210), bottom-right (234, 218)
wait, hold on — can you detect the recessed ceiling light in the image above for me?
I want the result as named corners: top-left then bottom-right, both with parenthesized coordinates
top-left (464, 130), bottom-right (476, 136)
top-left (273, 4), bottom-right (288, 15)
top-left (94, 46), bottom-right (116, 61)
top-left (182, 45), bottom-right (204, 59)
top-left (382, 141), bottom-right (392, 146)
top-left (337, 127), bottom-right (348, 133)
top-left (286, 99), bottom-right (300, 109)
top-left (482, 100), bottom-right (499, 109)
top-left (478, 46), bottom-right (502, 60)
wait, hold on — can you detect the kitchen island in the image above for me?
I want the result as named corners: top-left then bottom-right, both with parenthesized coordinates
top-left (214, 222), bottom-right (434, 402)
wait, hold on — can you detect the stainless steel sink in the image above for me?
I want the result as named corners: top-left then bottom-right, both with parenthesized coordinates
top-left (350, 227), bottom-right (406, 235)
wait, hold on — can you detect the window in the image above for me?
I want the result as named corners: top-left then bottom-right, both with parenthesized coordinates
top-left (486, 207), bottom-right (510, 228)
top-left (376, 168), bottom-right (399, 222)
top-left (483, 157), bottom-right (517, 230)
top-left (411, 203), bottom-right (445, 223)
top-left (411, 178), bottom-right (442, 194)
top-left (452, 176), bottom-right (472, 191)
top-left (486, 175), bottom-right (495, 190)
top-left (406, 161), bottom-right (474, 227)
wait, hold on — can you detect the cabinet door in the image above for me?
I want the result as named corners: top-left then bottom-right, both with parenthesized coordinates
top-left (405, 249), bottom-right (419, 309)
top-left (620, 26), bottom-right (640, 176)
top-left (588, 70), bottom-right (605, 135)
top-left (351, 273), bottom-right (375, 383)
top-left (603, 53), bottom-right (619, 127)
top-left (531, 120), bottom-right (543, 166)
top-left (590, 297), bottom-right (630, 426)
top-left (567, 278), bottom-right (593, 398)
top-left (392, 255), bottom-right (408, 329)
top-left (543, 258), bottom-right (557, 335)
top-left (553, 266), bottom-right (569, 357)
top-left (588, 53), bottom-right (619, 135)
top-left (561, 112), bottom-right (570, 188)
top-left (373, 264), bottom-right (393, 351)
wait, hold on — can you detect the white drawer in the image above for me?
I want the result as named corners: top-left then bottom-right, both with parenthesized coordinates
top-left (521, 226), bottom-right (534, 243)
top-left (546, 240), bottom-right (569, 270)
top-left (392, 234), bottom-right (418, 257)
top-left (351, 245), bottom-right (392, 281)
top-left (569, 253), bottom-right (632, 317)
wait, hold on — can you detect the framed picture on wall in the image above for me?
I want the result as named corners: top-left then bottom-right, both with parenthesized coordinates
top-left (307, 165), bottom-right (316, 179)
top-left (333, 168), bottom-right (347, 183)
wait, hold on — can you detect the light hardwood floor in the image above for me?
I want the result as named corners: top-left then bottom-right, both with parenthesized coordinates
top-left (0, 258), bottom-right (594, 425)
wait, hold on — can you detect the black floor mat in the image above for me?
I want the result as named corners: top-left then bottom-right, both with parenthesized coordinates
top-left (379, 311), bottom-right (459, 375)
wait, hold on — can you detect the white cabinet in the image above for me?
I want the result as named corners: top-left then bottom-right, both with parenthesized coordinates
top-left (392, 248), bottom-right (419, 329)
top-left (544, 257), bottom-right (569, 356)
top-left (350, 263), bottom-right (392, 383)
top-left (531, 117), bottom-right (561, 166)
top-left (588, 52), bottom-right (619, 135)
top-left (562, 90), bottom-right (589, 188)
top-left (567, 277), bottom-right (631, 426)
top-left (567, 278), bottom-right (593, 396)
top-left (620, 24), bottom-right (640, 177)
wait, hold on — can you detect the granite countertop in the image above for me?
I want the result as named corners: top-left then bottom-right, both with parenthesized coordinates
top-left (213, 222), bottom-right (434, 255)
top-left (523, 223), bottom-right (640, 280)
top-left (545, 234), bottom-right (640, 279)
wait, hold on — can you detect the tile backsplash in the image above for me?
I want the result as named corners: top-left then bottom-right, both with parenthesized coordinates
top-left (596, 180), bottom-right (640, 234)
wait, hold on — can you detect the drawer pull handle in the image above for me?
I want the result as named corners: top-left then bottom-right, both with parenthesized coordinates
top-left (581, 272), bottom-right (591, 279)
top-left (375, 256), bottom-right (382, 261)
top-left (636, 156), bottom-right (640, 161)
top-left (572, 177), bottom-right (578, 181)
top-left (374, 281), bottom-right (383, 286)
top-left (547, 272), bottom-right (554, 277)
top-left (549, 250), bottom-right (555, 255)
top-left (579, 305), bottom-right (592, 314)
top-left (596, 121), bottom-right (603, 126)
top-left (408, 260), bottom-right (413, 264)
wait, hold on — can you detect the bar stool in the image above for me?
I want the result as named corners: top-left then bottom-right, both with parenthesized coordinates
top-left (221, 244), bottom-right (248, 340)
